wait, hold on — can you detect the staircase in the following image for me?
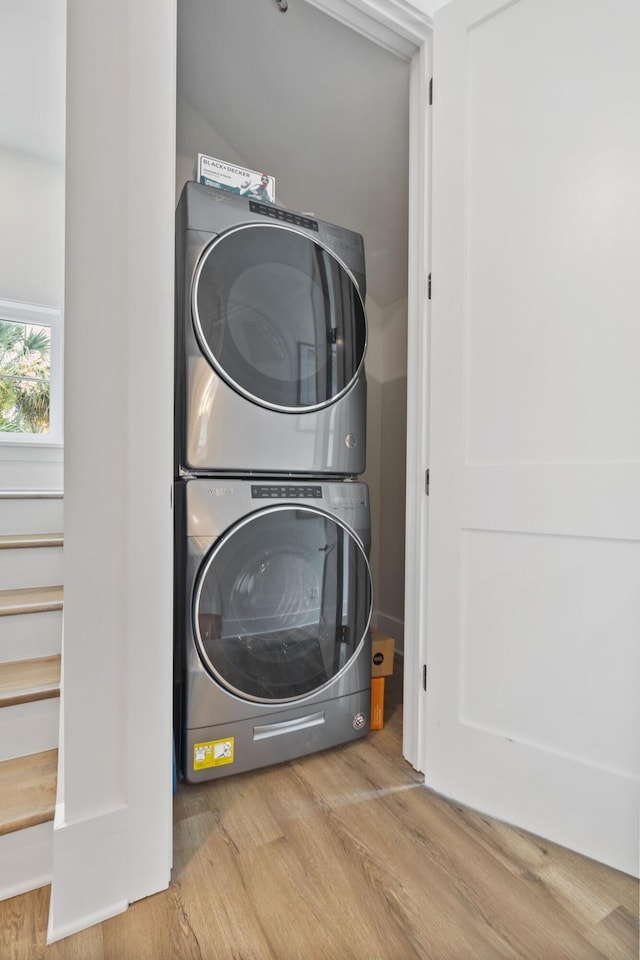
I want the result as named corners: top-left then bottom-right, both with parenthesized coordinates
top-left (0, 491), bottom-right (63, 901)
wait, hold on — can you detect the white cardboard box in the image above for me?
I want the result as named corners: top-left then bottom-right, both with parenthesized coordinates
top-left (195, 154), bottom-right (276, 204)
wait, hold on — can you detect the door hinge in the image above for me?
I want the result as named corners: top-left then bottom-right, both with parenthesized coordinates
top-left (428, 272), bottom-right (432, 300)
top-left (429, 77), bottom-right (433, 105)
top-left (423, 664), bottom-right (428, 691)
top-left (425, 468), bottom-right (430, 496)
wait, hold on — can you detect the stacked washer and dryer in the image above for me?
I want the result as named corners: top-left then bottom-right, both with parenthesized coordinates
top-left (174, 180), bottom-right (373, 782)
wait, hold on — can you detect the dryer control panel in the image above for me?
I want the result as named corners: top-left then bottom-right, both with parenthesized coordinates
top-left (249, 201), bottom-right (319, 232)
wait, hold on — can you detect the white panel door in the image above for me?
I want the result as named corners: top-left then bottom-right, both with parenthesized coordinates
top-left (426, 0), bottom-right (640, 876)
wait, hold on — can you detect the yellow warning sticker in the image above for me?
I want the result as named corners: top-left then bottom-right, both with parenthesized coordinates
top-left (193, 737), bottom-right (234, 770)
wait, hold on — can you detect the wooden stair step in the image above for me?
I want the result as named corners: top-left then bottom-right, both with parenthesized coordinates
top-left (0, 586), bottom-right (63, 618)
top-left (0, 750), bottom-right (57, 836)
top-left (0, 656), bottom-right (61, 708)
top-left (0, 534), bottom-right (63, 550)
top-left (0, 491), bottom-right (63, 500)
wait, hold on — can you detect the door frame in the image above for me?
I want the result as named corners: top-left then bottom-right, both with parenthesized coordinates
top-left (55, 0), bottom-right (432, 942)
top-left (304, 0), bottom-right (433, 771)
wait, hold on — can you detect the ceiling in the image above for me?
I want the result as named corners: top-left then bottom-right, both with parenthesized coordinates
top-left (177, 0), bottom-right (411, 308)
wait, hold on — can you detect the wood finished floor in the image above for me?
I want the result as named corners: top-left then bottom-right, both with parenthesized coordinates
top-left (2, 667), bottom-right (638, 959)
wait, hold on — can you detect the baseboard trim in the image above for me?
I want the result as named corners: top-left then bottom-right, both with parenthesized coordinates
top-left (47, 897), bottom-right (128, 945)
top-left (1, 873), bottom-right (52, 902)
top-left (0, 821), bottom-right (53, 903)
top-left (47, 804), bottom-right (128, 944)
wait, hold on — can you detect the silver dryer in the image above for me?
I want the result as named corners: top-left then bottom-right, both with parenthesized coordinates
top-left (175, 181), bottom-right (368, 477)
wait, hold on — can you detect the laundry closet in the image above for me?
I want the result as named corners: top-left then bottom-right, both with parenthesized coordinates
top-left (173, 0), bottom-right (412, 778)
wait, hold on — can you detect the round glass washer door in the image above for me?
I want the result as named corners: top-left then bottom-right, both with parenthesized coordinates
top-left (193, 505), bottom-right (372, 704)
top-left (192, 223), bottom-right (367, 413)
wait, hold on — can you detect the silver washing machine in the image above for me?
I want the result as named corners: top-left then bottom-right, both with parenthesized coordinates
top-left (175, 181), bottom-right (367, 477)
top-left (174, 478), bottom-right (372, 782)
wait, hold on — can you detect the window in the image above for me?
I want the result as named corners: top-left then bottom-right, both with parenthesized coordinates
top-left (0, 299), bottom-right (63, 444)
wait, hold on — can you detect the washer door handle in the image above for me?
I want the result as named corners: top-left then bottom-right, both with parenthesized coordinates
top-left (253, 711), bottom-right (325, 740)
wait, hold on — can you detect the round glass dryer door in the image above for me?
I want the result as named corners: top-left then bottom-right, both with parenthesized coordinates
top-left (193, 506), bottom-right (372, 703)
top-left (192, 223), bottom-right (367, 412)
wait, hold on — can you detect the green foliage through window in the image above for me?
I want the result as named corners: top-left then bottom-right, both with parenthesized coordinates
top-left (0, 319), bottom-right (51, 434)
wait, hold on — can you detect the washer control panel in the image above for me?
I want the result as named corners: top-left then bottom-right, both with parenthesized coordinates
top-left (251, 484), bottom-right (323, 500)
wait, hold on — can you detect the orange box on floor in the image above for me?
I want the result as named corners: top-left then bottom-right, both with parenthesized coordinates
top-left (370, 676), bottom-right (385, 731)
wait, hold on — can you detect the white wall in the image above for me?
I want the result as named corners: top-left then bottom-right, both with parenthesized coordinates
top-left (0, 0), bottom-right (66, 492)
top-left (0, 147), bottom-right (65, 308)
top-left (49, 0), bottom-right (175, 942)
top-left (364, 296), bottom-right (409, 647)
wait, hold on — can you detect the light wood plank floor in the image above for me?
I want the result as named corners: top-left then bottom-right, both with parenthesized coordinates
top-left (2, 668), bottom-right (638, 959)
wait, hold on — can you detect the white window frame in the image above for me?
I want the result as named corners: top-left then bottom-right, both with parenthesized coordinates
top-left (0, 297), bottom-right (63, 448)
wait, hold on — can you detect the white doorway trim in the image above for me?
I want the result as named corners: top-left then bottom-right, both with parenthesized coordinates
top-left (54, 0), bottom-right (432, 942)
top-left (304, 0), bottom-right (433, 771)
